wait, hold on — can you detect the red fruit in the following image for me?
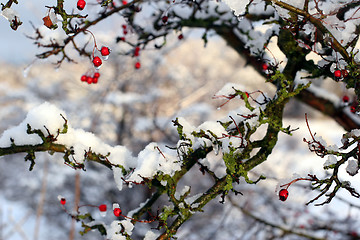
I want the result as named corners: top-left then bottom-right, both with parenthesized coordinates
top-left (342, 95), bottom-right (349, 103)
top-left (122, 24), bottom-right (127, 29)
top-left (87, 76), bottom-right (93, 84)
top-left (94, 72), bottom-right (100, 78)
top-left (118, 37), bottom-right (125, 41)
top-left (81, 75), bottom-right (87, 82)
top-left (342, 69), bottom-right (349, 77)
top-left (279, 189), bottom-right (289, 201)
top-left (262, 63), bottom-right (268, 71)
top-left (162, 16), bottom-right (168, 23)
top-left (123, 29), bottom-right (128, 35)
top-left (99, 204), bottom-right (107, 212)
top-left (92, 56), bottom-right (102, 68)
top-left (122, 0), bottom-right (128, 4)
top-left (334, 70), bottom-right (342, 78)
top-left (92, 77), bottom-right (98, 84)
top-left (100, 46), bottom-right (110, 56)
top-left (77, 0), bottom-right (86, 10)
top-left (60, 198), bottom-right (66, 205)
top-left (241, 92), bottom-right (249, 99)
top-left (135, 61), bottom-right (141, 69)
top-left (178, 34), bottom-right (183, 40)
top-left (134, 46), bottom-right (140, 57)
top-left (351, 106), bottom-right (357, 113)
top-left (113, 208), bottom-right (122, 217)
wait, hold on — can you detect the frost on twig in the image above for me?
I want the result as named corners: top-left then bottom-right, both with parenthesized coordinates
top-left (303, 114), bottom-right (360, 205)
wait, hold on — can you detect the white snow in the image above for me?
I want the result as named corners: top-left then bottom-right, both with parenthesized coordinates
top-left (214, 82), bottom-right (245, 97)
top-left (346, 160), bottom-right (359, 176)
top-left (144, 230), bottom-right (159, 240)
top-left (0, 102), bottom-right (183, 187)
top-left (113, 167), bottom-right (125, 191)
top-left (0, 102), bottom-right (67, 147)
top-left (324, 155), bottom-right (337, 168)
top-left (222, 0), bottom-right (250, 16)
top-left (106, 220), bottom-right (134, 240)
top-left (175, 185), bottom-right (190, 200)
top-left (350, 129), bottom-right (360, 137)
top-left (1, 7), bottom-right (20, 22)
top-left (126, 142), bottom-right (181, 183)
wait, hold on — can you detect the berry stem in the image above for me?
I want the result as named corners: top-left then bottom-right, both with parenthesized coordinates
top-left (84, 30), bottom-right (99, 58)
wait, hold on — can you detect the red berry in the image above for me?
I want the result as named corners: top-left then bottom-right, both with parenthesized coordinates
top-left (81, 75), bottom-right (87, 82)
top-left (87, 76), bottom-right (93, 84)
top-left (135, 61), bottom-right (141, 69)
top-left (77, 0), bottom-right (86, 10)
top-left (92, 56), bottom-right (102, 68)
top-left (60, 198), bottom-right (66, 205)
top-left (118, 37), bottom-right (125, 41)
top-left (351, 106), bottom-right (357, 113)
top-left (113, 208), bottom-right (122, 217)
top-left (279, 189), bottom-right (289, 201)
top-left (98, 204), bottom-right (107, 212)
top-left (92, 77), bottom-right (98, 84)
top-left (122, 24), bottom-right (127, 29)
top-left (123, 29), bottom-right (128, 35)
top-left (241, 92), bottom-right (249, 99)
top-left (342, 95), bottom-right (350, 103)
top-left (94, 72), bottom-right (100, 78)
top-left (162, 16), bottom-right (168, 23)
top-left (178, 34), bottom-right (183, 40)
top-left (342, 69), bottom-right (349, 78)
top-left (134, 46), bottom-right (140, 57)
top-left (122, 0), bottom-right (128, 4)
top-left (334, 70), bottom-right (342, 78)
top-left (262, 63), bottom-right (268, 71)
top-left (100, 46), bottom-right (110, 56)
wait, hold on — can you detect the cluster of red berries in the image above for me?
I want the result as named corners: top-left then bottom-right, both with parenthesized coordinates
top-left (77, 0), bottom-right (86, 10)
top-left (122, 24), bottom-right (128, 36)
top-left (80, 30), bottom-right (111, 83)
top-left (92, 46), bottom-right (111, 69)
top-left (134, 46), bottom-right (141, 69)
top-left (334, 69), bottom-right (348, 81)
top-left (58, 197), bottom-right (155, 223)
top-left (81, 72), bottom-right (100, 84)
top-left (79, 45), bottom-right (110, 84)
top-left (340, 95), bottom-right (358, 114)
top-left (130, 45), bottom-right (141, 69)
top-left (134, 46), bottom-right (140, 57)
